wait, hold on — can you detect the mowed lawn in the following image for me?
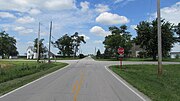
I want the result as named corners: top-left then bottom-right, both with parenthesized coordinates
top-left (110, 64), bottom-right (180, 101)
top-left (0, 61), bottom-right (68, 95)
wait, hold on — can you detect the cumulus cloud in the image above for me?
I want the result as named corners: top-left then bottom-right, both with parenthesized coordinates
top-left (0, 12), bottom-right (16, 18)
top-left (0, 0), bottom-right (76, 12)
top-left (95, 4), bottom-right (110, 13)
top-left (14, 26), bottom-right (33, 35)
top-left (16, 16), bottom-right (35, 24)
top-left (96, 12), bottom-right (129, 25)
top-left (44, 0), bottom-right (76, 10)
top-left (90, 26), bottom-right (111, 37)
top-left (29, 8), bottom-right (41, 15)
top-left (151, 2), bottom-right (180, 25)
top-left (80, 1), bottom-right (90, 12)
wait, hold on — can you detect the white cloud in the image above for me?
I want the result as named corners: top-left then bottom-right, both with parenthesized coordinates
top-left (0, 12), bottom-right (16, 18)
top-left (90, 26), bottom-right (111, 37)
top-left (151, 2), bottom-right (180, 25)
top-left (95, 4), bottom-right (110, 13)
top-left (130, 25), bottom-right (137, 30)
top-left (96, 12), bottom-right (129, 25)
top-left (80, 1), bottom-right (90, 12)
top-left (16, 16), bottom-right (35, 24)
top-left (94, 40), bottom-right (102, 44)
top-left (0, 0), bottom-right (76, 12)
top-left (79, 34), bottom-right (90, 41)
top-left (14, 26), bottom-right (33, 35)
top-left (114, 0), bottom-right (124, 3)
top-left (29, 8), bottom-right (41, 15)
top-left (44, 0), bottom-right (76, 10)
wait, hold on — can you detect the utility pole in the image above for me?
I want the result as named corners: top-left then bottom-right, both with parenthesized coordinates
top-left (48, 21), bottom-right (52, 63)
top-left (95, 47), bottom-right (96, 56)
top-left (37, 22), bottom-right (40, 63)
top-left (157, 0), bottom-right (162, 75)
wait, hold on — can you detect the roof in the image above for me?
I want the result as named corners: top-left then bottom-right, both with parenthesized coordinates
top-left (27, 46), bottom-right (34, 51)
top-left (170, 52), bottom-right (180, 54)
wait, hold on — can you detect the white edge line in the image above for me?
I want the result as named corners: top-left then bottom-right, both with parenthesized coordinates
top-left (105, 66), bottom-right (147, 101)
top-left (0, 64), bottom-right (70, 99)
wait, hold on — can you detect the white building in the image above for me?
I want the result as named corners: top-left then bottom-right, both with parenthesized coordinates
top-left (27, 46), bottom-right (55, 59)
top-left (27, 46), bottom-right (38, 59)
top-left (170, 52), bottom-right (180, 59)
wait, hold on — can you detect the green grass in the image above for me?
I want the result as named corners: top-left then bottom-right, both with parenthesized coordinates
top-left (53, 57), bottom-right (80, 60)
top-left (109, 64), bottom-right (180, 101)
top-left (0, 61), bottom-right (68, 96)
top-left (93, 57), bottom-right (180, 62)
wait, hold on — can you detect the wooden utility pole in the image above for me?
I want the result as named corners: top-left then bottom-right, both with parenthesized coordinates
top-left (37, 22), bottom-right (40, 63)
top-left (48, 21), bottom-right (52, 63)
top-left (157, 0), bottom-right (162, 75)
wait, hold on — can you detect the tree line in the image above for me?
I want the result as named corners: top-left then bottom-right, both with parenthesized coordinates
top-left (100, 19), bottom-right (180, 60)
top-left (33, 32), bottom-right (86, 58)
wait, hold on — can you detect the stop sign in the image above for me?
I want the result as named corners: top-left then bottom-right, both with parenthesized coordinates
top-left (118, 48), bottom-right (124, 54)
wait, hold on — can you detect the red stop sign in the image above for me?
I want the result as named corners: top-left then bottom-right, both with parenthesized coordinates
top-left (118, 48), bottom-right (124, 54)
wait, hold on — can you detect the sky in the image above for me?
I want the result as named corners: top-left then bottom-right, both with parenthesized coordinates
top-left (0, 0), bottom-right (180, 55)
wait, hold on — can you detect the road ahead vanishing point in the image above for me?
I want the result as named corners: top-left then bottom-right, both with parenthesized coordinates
top-left (0, 57), bottom-right (166, 101)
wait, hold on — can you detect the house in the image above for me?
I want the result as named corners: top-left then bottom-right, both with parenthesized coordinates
top-left (0, 56), bottom-right (2, 59)
top-left (130, 43), bottom-right (145, 58)
top-left (26, 46), bottom-right (55, 59)
top-left (27, 46), bottom-right (37, 59)
top-left (170, 52), bottom-right (180, 58)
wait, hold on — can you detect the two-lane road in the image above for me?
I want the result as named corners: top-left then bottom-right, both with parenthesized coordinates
top-left (3, 57), bottom-right (176, 101)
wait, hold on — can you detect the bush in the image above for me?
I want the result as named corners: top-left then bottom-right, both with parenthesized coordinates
top-left (175, 54), bottom-right (179, 59)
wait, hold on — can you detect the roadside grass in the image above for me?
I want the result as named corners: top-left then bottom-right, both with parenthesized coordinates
top-left (0, 61), bottom-right (68, 96)
top-left (53, 57), bottom-right (80, 60)
top-left (93, 57), bottom-right (180, 62)
top-left (109, 64), bottom-right (180, 101)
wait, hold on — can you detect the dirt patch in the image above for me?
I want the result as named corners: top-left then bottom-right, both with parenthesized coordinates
top-left (0, 64), bottom-right (12, 68)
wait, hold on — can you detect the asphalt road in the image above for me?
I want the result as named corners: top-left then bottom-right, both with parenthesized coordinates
top-left (1, 57), bottom-right (179, 101)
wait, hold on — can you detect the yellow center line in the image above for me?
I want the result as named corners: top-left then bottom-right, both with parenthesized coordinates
top-left (72, 70), bottom-right (84, 101)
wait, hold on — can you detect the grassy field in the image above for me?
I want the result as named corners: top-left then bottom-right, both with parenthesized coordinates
top-left (0, 61), bottom-right (68, 96)
top-left (109, 65), bottom-right (180, 101)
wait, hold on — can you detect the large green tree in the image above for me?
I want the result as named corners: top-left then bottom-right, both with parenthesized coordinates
top-left (0, 31), bottom-right (18, 58)
top-left (53, 34), bottom-right (73, 57)
top-left (135, 19), bottom-right (176, 60)
top-left (71, 32), bottom-right (86, 57)
top-left (34, 38), bottom-right (47, 59)
top-left (103, 25), bottom-right (132, 58)
top-left (175, 23), bottom-right (180, 42)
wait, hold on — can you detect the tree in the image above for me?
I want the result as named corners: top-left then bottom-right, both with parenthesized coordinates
top-left (103, 25), bottom-right (132, 58)
top-left (71, 32), bottom-right (86, 57)
top-left (96, 49), bottom-right (101, 58)
top-left (175, 23), bottom-right (180, 42)
top-left (34, 38), bottom-right (47, 59)
top-left (135, 19), bottom-right (176, 60)
top-left (0, 31), bottom-right (18, 58)
top-left (53, 34), bottom-right (73, 57)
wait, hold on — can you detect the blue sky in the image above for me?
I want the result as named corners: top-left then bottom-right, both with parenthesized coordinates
top-left (0, 0), bottom-right (180, 55)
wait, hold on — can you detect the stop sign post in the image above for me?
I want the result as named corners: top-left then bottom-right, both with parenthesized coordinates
top-left (118, 48), bottom-right (124, 69)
